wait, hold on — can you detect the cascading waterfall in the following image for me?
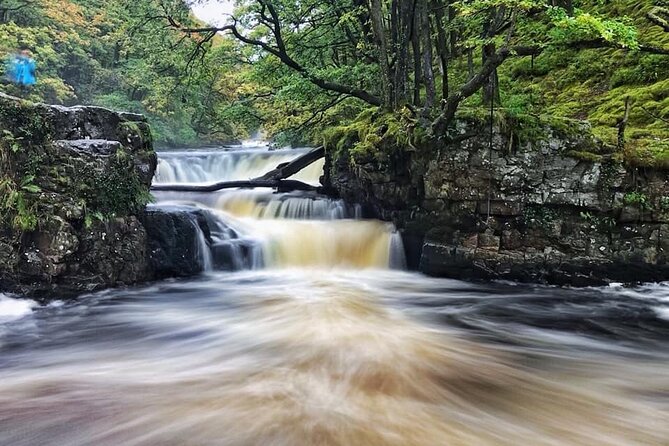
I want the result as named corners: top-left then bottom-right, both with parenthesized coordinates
top-left (152, 145), bottom-right (404, 270)
top-left (154, 147), bottom-right (326, 186)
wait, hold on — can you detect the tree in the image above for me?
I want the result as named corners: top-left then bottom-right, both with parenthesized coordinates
top-left (168, 0), bottom-right (664, 140)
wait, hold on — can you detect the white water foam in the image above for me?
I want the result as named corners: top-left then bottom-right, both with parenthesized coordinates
top-left (0, 294), bottom-right (37, 323)
top-left (654, 307), bottom-right (669, 321)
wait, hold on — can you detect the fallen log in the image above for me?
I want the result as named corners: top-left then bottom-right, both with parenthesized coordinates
top-left (151, 179), bottom-right (319, 193)
top-left (254, 146), bottom-right (325, 181)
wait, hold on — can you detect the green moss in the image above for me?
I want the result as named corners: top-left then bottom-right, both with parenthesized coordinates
top-left (0, 97), bottom-right (153, 232)
top-left (0, 98), bottom-right (52, 150)
top-left (566, 150), bottom-right (604, 162)
top-left (624, 138), bottom-right (669, 169)
top-left (323, 107), bottom-right (425, 165)
top-left (496, 0), bottom-right (669, 170)
top-left (69, 149), bottom-right (153, 219)
top-left (0, 98), bottom-right (52, 231)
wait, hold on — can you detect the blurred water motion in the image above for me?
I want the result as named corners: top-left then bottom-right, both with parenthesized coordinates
top-left (0, 272), bottom-right (667, 445)
top-left (0, 145), bottom-right (667, 445)
top-left (154, 147), bottom-right (325, 186)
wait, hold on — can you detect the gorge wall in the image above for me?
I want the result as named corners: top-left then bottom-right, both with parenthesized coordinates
top-left (0, 94), bottom-right (211, 299)
top-left (327, 116), bottom-right (669, 286)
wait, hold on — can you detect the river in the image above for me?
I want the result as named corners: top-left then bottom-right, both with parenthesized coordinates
top-left (0, 145), bottom-right (667, 445)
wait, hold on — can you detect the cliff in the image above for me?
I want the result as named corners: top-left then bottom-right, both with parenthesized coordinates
top-left (326, 114), bottom-right (669, 286)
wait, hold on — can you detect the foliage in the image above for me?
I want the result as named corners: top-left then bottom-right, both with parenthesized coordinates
top-left (580, 211), bottom-right (617, 233)
top-left (78, 150), bottom-right (154, 218)
top-left (322, 108), bottom-right (426, 164)
top-left (0, 0), bottom-right (251, 146)
top-left (2, 0), bottom-right (668, 162)
top-left (623, 191), bottom-right (650, 209)
top-left (523, 205), bottom-right (558, 231)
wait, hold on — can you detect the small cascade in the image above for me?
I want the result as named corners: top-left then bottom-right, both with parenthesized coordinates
top-left (213, 190), bottom-right (357, 220)
top-left (247, 220), bottom-right (403, 268)
top-left (194, 224), bottom-right (213, 272)
top-left (198, 208), bottom-right (263, 271)
top-left (154, 148), bottom-right (323, 185)
top-left (151, 144), bottom-right (405, 271)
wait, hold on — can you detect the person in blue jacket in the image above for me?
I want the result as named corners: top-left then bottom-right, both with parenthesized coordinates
top-left (6, 49), bottom-right (36, 89)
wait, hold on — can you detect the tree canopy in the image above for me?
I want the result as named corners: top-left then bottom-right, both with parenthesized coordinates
top-left (1, 0), bottom-right (667, 158)
top-left (165, 0), bottom-right (667, 143)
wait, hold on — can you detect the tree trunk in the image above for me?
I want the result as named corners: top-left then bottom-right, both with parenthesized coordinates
top-left (481, 43), bottom-right (500, 105)
top-left (393, 0), bottom-right (414, 107)
top-left (420, 0), bottom-right (436, 114)
top-left (448, 4), bottom-right (457, 56)
top-left (412, 10), bottom-right (422, 106)
top-left (369, 0), bottom-right (393, 107)
top-left (432, 0), bottom-right (449, 102)
top-left (390, 0), bottom-right (399, 104)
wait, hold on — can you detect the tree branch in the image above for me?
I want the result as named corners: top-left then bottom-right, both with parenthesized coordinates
top-left (167, 2), bottom-right (382, 107)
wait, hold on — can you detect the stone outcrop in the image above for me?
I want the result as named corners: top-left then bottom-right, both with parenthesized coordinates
top-left (143, 205), bottom-right (213, 278)
top-left (327, 117), bottom-right (669, 286)
top-left (0, 94), bottom-right (212, 299)
top-left (0, 93), bottom-right (159, 297)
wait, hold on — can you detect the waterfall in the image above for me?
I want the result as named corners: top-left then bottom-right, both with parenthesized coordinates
top-left (151, 145), bottom-right (405, 270)
top-left (194, 224), bottom-right (213, 272)
top-left (154, 148), bottom-right (325, 186)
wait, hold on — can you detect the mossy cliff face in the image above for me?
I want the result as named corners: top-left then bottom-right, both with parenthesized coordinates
top-left (326, 114), bottom-right (669, 286)
top-left (0, 93), bottom-right (158, 298)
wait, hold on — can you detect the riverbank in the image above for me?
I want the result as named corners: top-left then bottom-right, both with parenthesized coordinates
top-left (325, 112), bottom-right (669, 286)
top-left (0, 95), bottom-right (227, 298)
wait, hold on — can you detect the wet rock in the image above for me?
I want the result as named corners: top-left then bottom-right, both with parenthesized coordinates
top-left (0, 94), bottom-right (156, 298)
top-left (329, 117), bottom-right (669, 286)
top-left (142, 205), bottom-right (212, 279)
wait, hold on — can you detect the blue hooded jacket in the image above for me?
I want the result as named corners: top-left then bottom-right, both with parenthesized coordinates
top-left (9, 54), bottom-right (36, 86)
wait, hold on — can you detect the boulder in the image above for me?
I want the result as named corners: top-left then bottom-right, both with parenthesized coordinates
top-left (0, 94), bottom-right (157, 298)
top-left (143, 205), bottom-right (212, 278)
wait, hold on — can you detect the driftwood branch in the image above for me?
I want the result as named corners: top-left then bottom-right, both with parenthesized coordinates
top-left (151, 179), bottom-right (319, 193)
top-left (254, 146), bottom-right (324, 181)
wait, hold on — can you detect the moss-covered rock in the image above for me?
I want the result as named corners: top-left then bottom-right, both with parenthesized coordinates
top-left (0, 93), bottom-right (158, 298)
top-left (327, 113), bottom-right (669, 286)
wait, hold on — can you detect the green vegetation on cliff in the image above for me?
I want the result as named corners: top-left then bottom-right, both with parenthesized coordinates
top-left (0, 0), bottom-right (666, 162)
top-left (153, 0), bottom-right (667, 169)
top-left (0, 94), bottom-right (154, 231)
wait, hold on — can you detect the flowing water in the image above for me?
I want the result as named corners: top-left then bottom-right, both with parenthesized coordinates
top-left (0, 145), bottom-right (668, 445)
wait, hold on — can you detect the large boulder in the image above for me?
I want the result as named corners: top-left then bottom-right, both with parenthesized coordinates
top-left (0, 93), bottom-right (157, 298)
top-left (143, 205), bottom-right (212, 279)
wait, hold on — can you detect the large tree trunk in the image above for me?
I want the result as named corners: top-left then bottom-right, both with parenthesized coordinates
top-left (467, 48), bottom-right (474, 80)
top-left (412, 10), bottom-right (422, 107)
top-left (393, 0), bottom-right (414, 107)
top-left (420, 0), bottom-right (436, 114)
top-left (369, 0), bottom-right (393, 107)
top-left (481, 43), bottom-right (501, 105)
top-left (432, 0), bottom-right (449, 102)
top-left (481, 8), bottom-right (505, 105)
top-left (448, 4), bottom-right (457, 56)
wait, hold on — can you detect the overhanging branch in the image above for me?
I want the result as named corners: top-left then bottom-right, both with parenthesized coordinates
top-left (167, 6), bottom-right (382, 107)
